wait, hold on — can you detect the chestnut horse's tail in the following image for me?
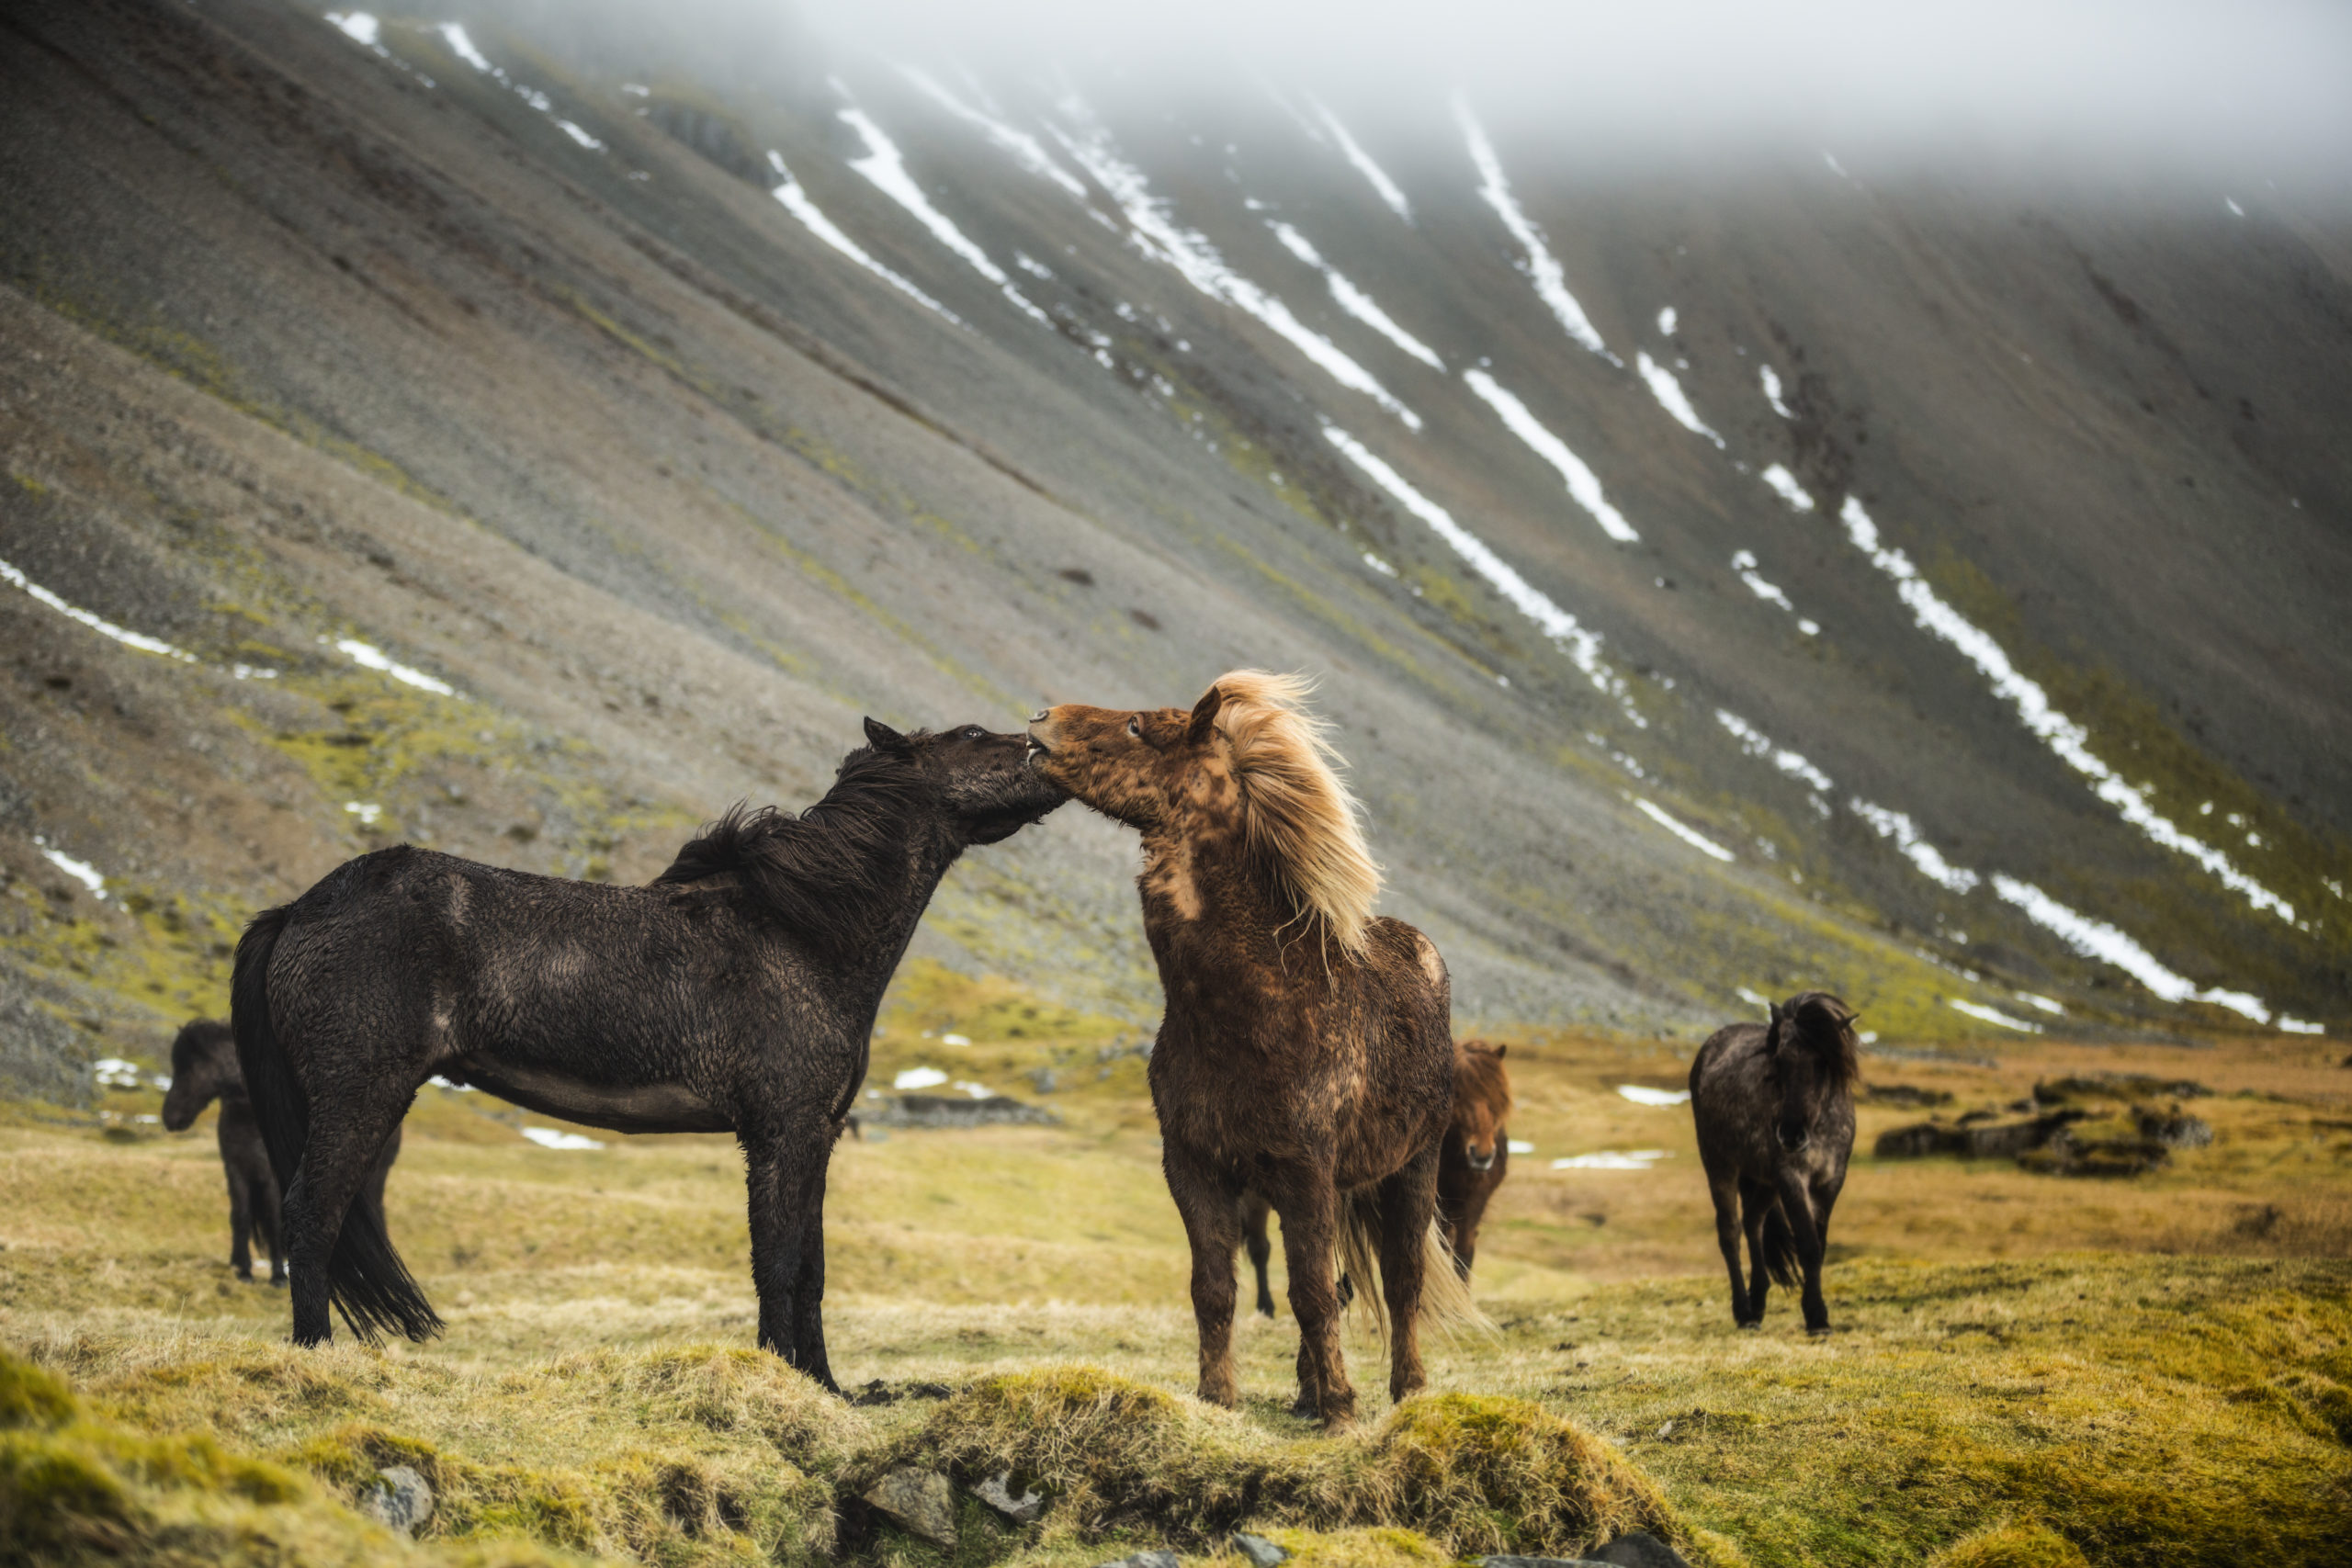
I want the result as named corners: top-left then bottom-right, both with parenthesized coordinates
top-left (1337, 1196), bottom-right (1491, 1341)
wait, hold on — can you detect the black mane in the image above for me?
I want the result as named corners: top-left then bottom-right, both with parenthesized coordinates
top-left (1783, 989), bottom-right (1861, 1087)
top-left (654, 742), bottom-right (932, 941)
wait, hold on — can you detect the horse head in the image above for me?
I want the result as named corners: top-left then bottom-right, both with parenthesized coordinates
top-left (860, 717), bottom-right (1068, 847)
top-left (1027, 671), bottom-right (1381, 956)
top-left (1764, 992), bottom-right (1860, 1154)
top-left (161, 1018), bottom-right (239, 1131)
top-left (1453, 1040), bottom-right (1513, 1171)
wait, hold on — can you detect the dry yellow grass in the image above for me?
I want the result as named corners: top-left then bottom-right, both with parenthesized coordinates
top-left (4, 969), bottom-right (2348, 1565)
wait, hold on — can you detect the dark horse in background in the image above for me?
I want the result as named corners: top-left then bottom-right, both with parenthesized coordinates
top-left (162, 1017), bottom-right (401, 1285)
top-left (1690, 990), bottom-right (1860, 1334)
top-left (1030, 671), bottom-right (1479, 1432)
top-left (232, 720), bottom-right (1064, 1385)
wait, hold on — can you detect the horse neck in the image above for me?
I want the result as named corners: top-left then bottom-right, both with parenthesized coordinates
top-left (821, 814), bottom-right (966, 990)
top-left (1137, 825), bottom-right (1334, 996)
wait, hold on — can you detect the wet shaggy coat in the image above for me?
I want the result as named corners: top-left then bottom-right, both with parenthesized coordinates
top-left (1437, 1040), bottom-right (1513, 1279)
top-left (161, 1018), bottom-right (400, 1285)
top-left (1689, 991), bottom-right (1860, 1333)
top-left (1029, 671), bottom-right (1477, 1432)
top-left (232, 721), bottom-right (1064, 1380)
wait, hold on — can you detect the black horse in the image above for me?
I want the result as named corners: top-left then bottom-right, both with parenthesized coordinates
top-left (161, 1018), bottom-right (400, 1285)
top-left (1689, 990), bottom-right (1860, 1335)
top-left (232, 719), bottom-right (1063, 1385)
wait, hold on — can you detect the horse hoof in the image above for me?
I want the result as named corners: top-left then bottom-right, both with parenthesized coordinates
top-left (1290, 1394), bottom-right (1318, 1419)
top-left (1806, 1324), bottom-right (1832, 1337)
top-left (1737, 1319), bottom-right (1761, 1330)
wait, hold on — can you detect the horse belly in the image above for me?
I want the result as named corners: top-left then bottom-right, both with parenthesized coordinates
top-left (449, 1058), bottom-right (731, 1135)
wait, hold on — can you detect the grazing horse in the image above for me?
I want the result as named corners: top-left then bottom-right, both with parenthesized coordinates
top-left (232, 719), bottom-right (1063, 1382)
top-left (1437, 1039), bottom-right (1513, 1279)
top-left (1028, 671), bottom-right (1478, 1431)
top-left (1689, 990), bottom-right (1860, 1334)
top-left (161, 1018), bottom-right (399, 1285)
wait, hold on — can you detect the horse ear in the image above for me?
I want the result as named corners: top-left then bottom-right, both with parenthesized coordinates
top-left (1766, 1001), bottom-right (1784, 1043)
top-left (1185, 683), bottom-right (1225, 747)
top-left (1494, 1043), bottom-right (1507, 1058)
top-left (863, 716), bottom-right (913, 755)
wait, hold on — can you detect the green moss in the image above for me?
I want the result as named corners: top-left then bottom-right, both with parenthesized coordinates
top-left (0, 1355), bottom-right (77, 1431)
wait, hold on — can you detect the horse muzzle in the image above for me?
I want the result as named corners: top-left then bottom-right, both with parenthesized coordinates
top-left (1465, 1149), bottom-right (1496, 1172)
top-left (1777, 1126), bottom-right (1812, 1154)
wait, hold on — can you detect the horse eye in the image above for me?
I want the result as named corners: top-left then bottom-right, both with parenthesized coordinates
top-left (1125, 716), bottom-right (1141, 738)
top-left (964, 726), bottom-right (985, 739)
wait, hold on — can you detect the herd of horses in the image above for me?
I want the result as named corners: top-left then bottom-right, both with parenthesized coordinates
top-left (172, 670), bottom-right (1858, 1432)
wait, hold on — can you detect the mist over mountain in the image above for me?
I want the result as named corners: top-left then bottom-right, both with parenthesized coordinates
top-left (2, 0), bottom-right (2347, 1097)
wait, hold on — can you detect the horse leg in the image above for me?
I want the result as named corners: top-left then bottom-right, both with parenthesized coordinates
top-left (1776, 1172), bottom-right (1831, 1334)
top-left (1165, 1145), bottom-right (1244, 1408)
top-left (788, 1155), bottom-right (836, 1392)
top-left (1741, 1178), bottom-right (1778, 1324)
top-left (1377, 1150), bottom-right (1442, 1404)
top-left (227, 1162), bottom-right (255, 1280)
top-left (1243, 1193), bottom-right (1276, 1318)
top-left (254, 1168), bottom-right (286, 1287)
top-left (1707, 1173), bottom-right (1751, 1325)
top-left (282, 1082), bottom-right (414, 1346)
top-left (742, 1117), bottom-right (839, 1389)
top-left (1275, 1174), bottom-right (1354, 1432)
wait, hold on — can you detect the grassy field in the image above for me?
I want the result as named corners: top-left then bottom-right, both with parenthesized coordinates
top-left (4, 964), bottom-right (2348, 1566)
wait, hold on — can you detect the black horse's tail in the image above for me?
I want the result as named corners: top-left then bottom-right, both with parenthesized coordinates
top-left (232, 907), bottom-right (442, 1345)
top-left (1758, 1203), bottom-right (1801, 1290)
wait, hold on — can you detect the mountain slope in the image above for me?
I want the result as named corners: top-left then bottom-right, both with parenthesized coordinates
top-left (2, 0), bottom-right (2346, 1096)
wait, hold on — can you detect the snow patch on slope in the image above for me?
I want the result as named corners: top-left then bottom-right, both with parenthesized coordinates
top-left (1461, 370), bottom-right (1639, 542)
top-left (1323, 424), bottom-right (1642, 726)
top-left (835, 100), bottom-right (1052, 328)
top-left (1458, 102), bottom-right (1616, 364)
top-left (1266, 221), bottom-right (1442, 369)
top-left (765, 151), bottom-right (961, 325)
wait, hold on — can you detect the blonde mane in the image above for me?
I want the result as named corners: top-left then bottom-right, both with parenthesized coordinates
top-left (1208, 670), bottom-right (1383, 957)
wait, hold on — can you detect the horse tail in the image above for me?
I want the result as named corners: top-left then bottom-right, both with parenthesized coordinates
top-left (1758, 1202), bottom-right (1800, 1290)
top-left (1334, 1195), bottom-right (1493, 1342)
top-left (232, 905), bottom-right (442, 1345)
top-left (1416, 1219), bottom-right (1487, 1337)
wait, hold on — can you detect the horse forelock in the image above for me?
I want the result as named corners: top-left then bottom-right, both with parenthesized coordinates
top-left (1208, 669), bottom-right (1381, 957)
top-left (1454, 1040), bottom-right (1514, 1121)
top-left (1784, 990), bottom-right (1861, 1086)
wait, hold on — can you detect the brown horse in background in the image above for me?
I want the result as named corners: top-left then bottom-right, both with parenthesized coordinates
top-left (1438, 1040), bottom-right (1513, 1278)
top-left (1690, 990), bottom-right (1860, 1334)
top-left (1030, 671), bottom-right (1479, 1431)
top-left (1248, 1037), bottom-right (1514, 1307)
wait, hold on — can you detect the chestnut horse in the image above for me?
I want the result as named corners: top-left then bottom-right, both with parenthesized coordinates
top-left (1029, 671), bottom-right (1478, 1431)
top-left (1689, 990), bottom-right (1860, 1334)
top-left (1246, 1037), bottom-right (1513, 1307)
top-left (1438, 1039), bottom-right (1513, 1278)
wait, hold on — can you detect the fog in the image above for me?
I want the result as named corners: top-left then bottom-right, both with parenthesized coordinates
top-left (465, 0), bottom-right (2352, 191)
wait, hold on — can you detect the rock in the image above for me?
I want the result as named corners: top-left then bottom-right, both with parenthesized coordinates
top-left (1030, 1066), bottom-right (1059, 1094)
top-left (1860, 1083), bottom-right (1952, 1108)
top-left (1233, 1531), bottom-right (1291, 1566)
top-left (1091, 1553), bottom-right (1180, 1568)
top-left (973, 1469), bottom-right (1045, 1524)
top-left (863, 1467), bottom-right (957, 1548)
top-left (358, 1464), bottom-right (433, 1537)
top-left (1590, 1533), bottom-right (1693, 1568)
top-left (866, 1094), bottom-right (1061, 1129)
top-left (1477, 1557), bottom-right (1610, 1567)
top-left (1874, 1111), bottom-right (2085, 1160)
top-left (2034, 1072), bottom-right (2210, 1103)
top-left (2134, 1105), bottom-right (2213, 1148)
